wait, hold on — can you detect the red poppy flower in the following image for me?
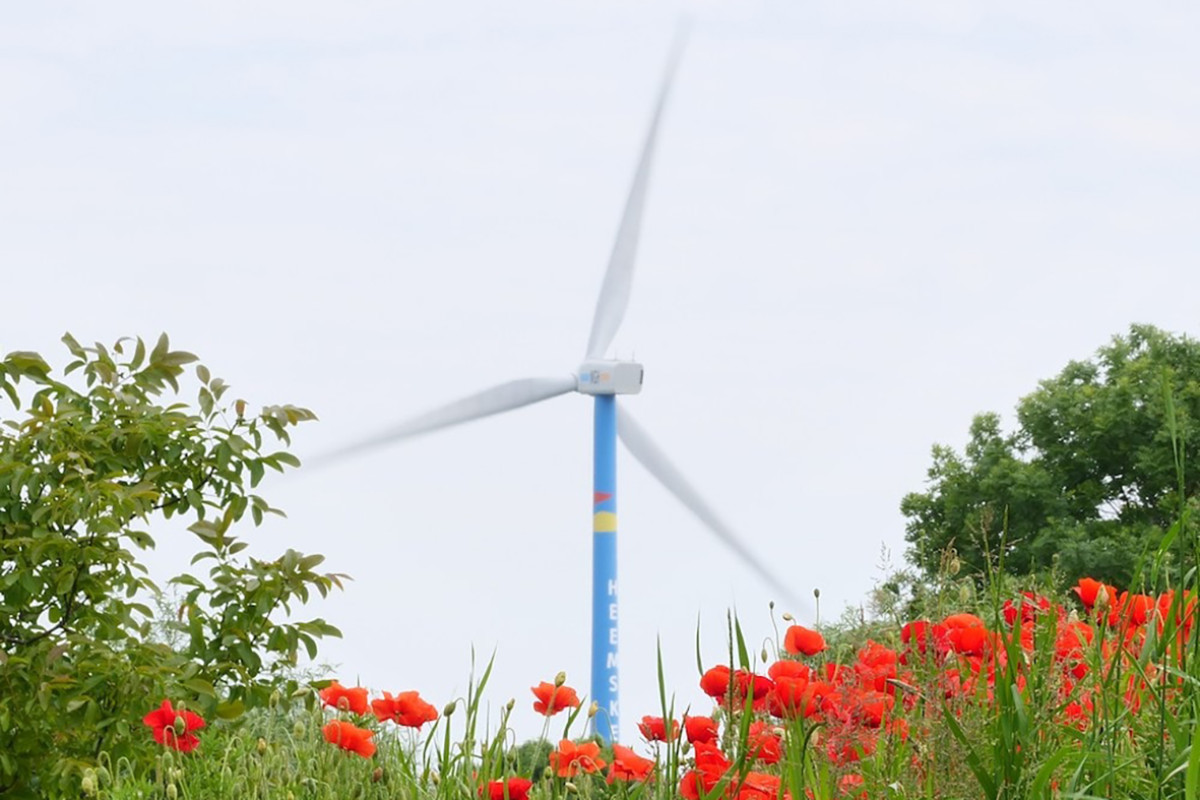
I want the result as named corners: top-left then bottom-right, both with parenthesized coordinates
top-left (680, 742), bottom-right (731, 800)
top-left (609, 744), bottom-right (656, 782)
top-left (549, 739), bottom-right (606, 777)
top-left (320, 681), bottom-right (369, 715)
top-left (746, 721), bottom-right (782, 764)
top-left (684, 715), bottom-right (719, 744)
top-left (784, 624), bottom-right (826, 656)
top-left (531, 682), bottom-right (581, 716)
top-left (322, 720), bottom-right (376, 758)
top-left (738, 772), bottom-right (783, 800)
top-left (1073, 578), bottom-right (1117, 610)
top-left (637, 715), bottom-right (679, 742)
top-left (733, 670), bottom-right (774, 705)
top-left (143, 700), bottom-right (205, 753)
top-left (480, 778), bottom-right (534, 800)
top-left (372, 690), bottom-right (439, 729)
top-left (700, 665), bottom-right (731, 698)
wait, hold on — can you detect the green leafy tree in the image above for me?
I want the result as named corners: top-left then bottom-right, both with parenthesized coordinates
top-left (902, 324), bottom-right (1200, 589)
top-left (0, 335), bottom-right (342, 796)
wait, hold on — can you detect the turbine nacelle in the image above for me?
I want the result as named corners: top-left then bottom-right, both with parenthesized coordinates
top-left (575, 360), bottom-right (644, 396)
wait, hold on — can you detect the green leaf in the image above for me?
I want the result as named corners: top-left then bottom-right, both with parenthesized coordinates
top-left (215, 699), bottom-right (246, 720)
top-left (183, 678), bottom-right (217, 698)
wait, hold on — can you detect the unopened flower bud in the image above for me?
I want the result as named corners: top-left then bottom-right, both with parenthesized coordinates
top-left (174, 715), bottom-right (187, 734)
top-left (506, 698), bottom-right (515, 712)
top-left (257, 737), bottom-right (268, 755)
top-left (431, 772), bottom-right (441, 785)
top-left (81, 771), bottom-right (97, 797)
top-left (293, 720), bottom-right (305, 738)
top-left (565, 782), bottom-right (578, 794)
top-left (166, 784), bottom-right (178, 800)
top-left (782, 612), bottom-right (794, 622)
top-left (588, 701), bottom-right (599, 719)
top-left (554, 671), bottom-right (567, 687)
top-left (372, 767), bottom-right (384, 783)
top-left (813, 588), bottom-right (821, 600)
top-left (443, 700), bottom-right (457, 717)
top-left (170, 768), bottom-right (183, 783)
top-left (269, 690), bottom-right (282, 708)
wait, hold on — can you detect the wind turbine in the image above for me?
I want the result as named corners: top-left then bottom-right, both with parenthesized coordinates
top-left (322, 38), bottom-right (802, 743)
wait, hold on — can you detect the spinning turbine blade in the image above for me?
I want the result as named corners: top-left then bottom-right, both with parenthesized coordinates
top-left (584, 31), bottom-right (687, 359)
top-left (314, 376), bottom-right (577, 466)
top-left (616, 406), bottom-right (807, 612)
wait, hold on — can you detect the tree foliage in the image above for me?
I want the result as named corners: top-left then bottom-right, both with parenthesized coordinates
top-left (903, 324), bottom-right (1200, 589)
top-left (0, 335), bottom-right (341, 795)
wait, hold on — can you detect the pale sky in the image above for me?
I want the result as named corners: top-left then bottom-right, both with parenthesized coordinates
top-left (4, 1), bottom-right (1199, 743)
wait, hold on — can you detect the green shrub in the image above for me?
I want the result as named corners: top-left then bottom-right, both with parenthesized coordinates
top-left (0, 335), bottom-right (341, 796)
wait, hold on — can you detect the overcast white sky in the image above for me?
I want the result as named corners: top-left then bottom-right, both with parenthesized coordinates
top-left (4, 1), bottom-right (1199, 743)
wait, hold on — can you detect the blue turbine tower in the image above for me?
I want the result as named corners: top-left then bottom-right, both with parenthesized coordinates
top-left (322, 38), bottom-right (803, 742)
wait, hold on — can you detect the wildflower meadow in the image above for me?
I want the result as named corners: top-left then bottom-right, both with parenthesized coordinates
top-left (5, 335), bottom-right (1200, 799)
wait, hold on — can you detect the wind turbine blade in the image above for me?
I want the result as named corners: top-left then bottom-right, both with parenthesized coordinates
top-left (313, 375), bottom-right (577, 467)
top-left (584, 29), bottom-right (688, 359)
top-left (616, 406), bottom-right (808, 613)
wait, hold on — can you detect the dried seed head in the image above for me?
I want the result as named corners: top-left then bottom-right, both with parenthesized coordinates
top-left (781, 612), bottom-right (794, 622)
top-left (813, 588), bottom-right (821, 600)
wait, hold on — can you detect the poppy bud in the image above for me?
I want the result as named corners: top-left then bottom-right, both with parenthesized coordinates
top-left (431, 772), bottom-right (441, 785)
top-left (565, 782), bottom-right (578, 794)
top-left (588, 701), bottom-right (599, 718)
top-left (257, 737), bottom-right (268, 755)
top-left (372, 767), bottom-right (384, 783)
top-left (782, 612), bottom-right (794, 622)
top-left (506, 698), bottom-right (515, 712)
top-left (761, 647), bottom-right (768, 663)
top-left (294, 721), bottom-right (305, 738)
top-left (174, 715), bottom-right (187, 735)
top-left (554, 671), bottom-right (567, 687)
top-left (269, 690), bottom-right (282, 708)
top-left (813, 588), bottom-right (821, 600)
top-left (81, 771), bottom-right (97, 797)
top-left (167, 785), bottom-right (178, 800)
top-left (444, 700), bottom-right (457, 717)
